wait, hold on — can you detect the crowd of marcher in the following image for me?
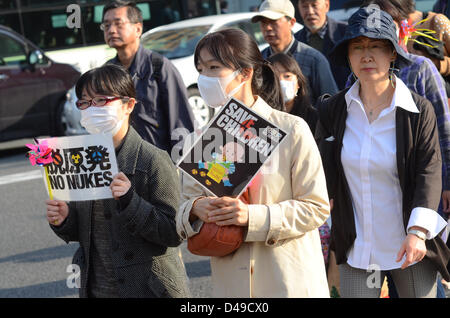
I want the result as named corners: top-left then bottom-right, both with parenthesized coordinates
top-left (44, 0), bottom-right (450, 298)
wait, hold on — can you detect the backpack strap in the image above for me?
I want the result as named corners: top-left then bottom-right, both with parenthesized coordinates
top-left (151, 51), bottom-right (164, 83)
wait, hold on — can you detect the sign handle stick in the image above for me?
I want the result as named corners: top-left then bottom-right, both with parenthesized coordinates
top-left (45, 166), bottom-right (53, 200)
top-left (45, 166), bottom-right (58, 225)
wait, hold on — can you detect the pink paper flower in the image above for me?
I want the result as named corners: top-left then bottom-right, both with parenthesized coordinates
top-left (26, 140), bottom-right (54, 166)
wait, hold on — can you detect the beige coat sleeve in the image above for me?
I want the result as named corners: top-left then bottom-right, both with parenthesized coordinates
top-left (245, 120), bottom-right (330, 245)
top-left (175, 131), bottom-right (211, 240)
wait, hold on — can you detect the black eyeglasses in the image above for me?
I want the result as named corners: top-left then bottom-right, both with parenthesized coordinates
top-left (76, 96), bottom-right (129, 110)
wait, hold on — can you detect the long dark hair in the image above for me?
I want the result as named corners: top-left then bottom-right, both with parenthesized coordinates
top-left (194, 28), bottom-right (284, 111)
top-left (361, 0), bottom-right (415, 23)
top-left (267, 53), bottom-right (313, 116)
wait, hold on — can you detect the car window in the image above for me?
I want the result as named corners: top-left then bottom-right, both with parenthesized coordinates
top-left (0, 33), bottom-right (27, 66)
top-left (141, 25), bottom-right (211, 59)
top-left (237, 21), bottom-right (266, 46)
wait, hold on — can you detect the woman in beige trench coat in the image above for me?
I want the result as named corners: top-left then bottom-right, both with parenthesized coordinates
top-left (176, 28), bottom-right (330, 298)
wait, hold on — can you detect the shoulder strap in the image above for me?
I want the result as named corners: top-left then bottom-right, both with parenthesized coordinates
top-left (151, 51), bottom-right (164, 82)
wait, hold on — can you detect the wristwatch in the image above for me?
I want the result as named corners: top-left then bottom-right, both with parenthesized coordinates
top-left (408, 229), bottom-right (427, 241)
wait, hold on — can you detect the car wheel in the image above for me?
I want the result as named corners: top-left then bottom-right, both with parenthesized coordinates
top-left (188, 87), bottom-right (213, 128)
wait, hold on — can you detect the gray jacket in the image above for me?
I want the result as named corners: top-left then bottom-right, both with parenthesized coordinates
top-left (50, 127), bottom-right (190, 298)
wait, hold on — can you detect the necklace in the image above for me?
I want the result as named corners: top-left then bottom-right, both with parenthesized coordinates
top-left (363, 95), bottom-right (393, 117)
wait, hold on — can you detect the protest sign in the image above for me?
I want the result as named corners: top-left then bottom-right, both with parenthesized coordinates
top-left (38, 134), bottom-right (118, 201)
top-left (177, 98), bottom-right (287, 198)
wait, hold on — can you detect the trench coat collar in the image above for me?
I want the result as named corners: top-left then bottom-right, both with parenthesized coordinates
top-left (116, 126), bottom-right (142, 175)
top-left (248, 96), bottom-right (273, 121)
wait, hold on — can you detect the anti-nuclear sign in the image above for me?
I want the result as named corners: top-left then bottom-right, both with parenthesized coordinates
top-left (39, 134), bottom-right (118, 201)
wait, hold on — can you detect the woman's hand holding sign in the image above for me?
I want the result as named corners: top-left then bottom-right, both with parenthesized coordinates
top-left (190, 194), bottom-right (249, 227)
top-left (208, 196), bottom-right (249, 226)
top-left (110, 172), bottom-right (131, 200)
top-left (46, 200), bottom-right (69, 226)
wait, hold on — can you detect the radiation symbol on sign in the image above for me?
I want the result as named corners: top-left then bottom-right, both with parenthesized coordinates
top-left (85, 145), bottom-right (111, 171)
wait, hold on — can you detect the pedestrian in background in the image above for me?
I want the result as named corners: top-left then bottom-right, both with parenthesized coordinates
top-left (252, 0), bottom-right (338, 105)
top-left (317, 7), bottom-right (449, 298)
top-left (433, 0), bottom-right (450, 17)
top-left (296, 0), bottom-right (350, 90)
top-left (102, 0), bottom-right (195, 159)
top-left (177, 28), bottom-right (330, 297)
top-left (46, 64), bottom-right (190, 298)
top-left (267, 52), bottom-right (316, 133)
top-left (267, 52), bottom-right (340, 295)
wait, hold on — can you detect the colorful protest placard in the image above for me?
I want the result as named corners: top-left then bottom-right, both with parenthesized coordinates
top-left (37, 134), bottom-right (118, 201)
top-left (177, 98), bottom-right (288, 198)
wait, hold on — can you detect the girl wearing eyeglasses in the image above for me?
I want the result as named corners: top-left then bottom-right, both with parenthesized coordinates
top-left (45, 63), bottom-right (190, 298)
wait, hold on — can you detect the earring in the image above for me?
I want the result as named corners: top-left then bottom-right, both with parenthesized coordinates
top-left (389, 61), bottom-right (399, 88)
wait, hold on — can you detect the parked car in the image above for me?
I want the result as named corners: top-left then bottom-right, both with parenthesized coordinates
top-left (0, 25), bottom-right (80, 142)
top-left (62, 13), bottom-right (302, 134)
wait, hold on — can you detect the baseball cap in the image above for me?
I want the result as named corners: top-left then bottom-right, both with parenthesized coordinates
top-left (251, 0), bottom-right (295, 23)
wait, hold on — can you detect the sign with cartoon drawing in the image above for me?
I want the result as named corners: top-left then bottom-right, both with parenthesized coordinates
top-left (177, 98), bottom-right (288, 198)
top-left (37, 134), bottom-right (119, 201)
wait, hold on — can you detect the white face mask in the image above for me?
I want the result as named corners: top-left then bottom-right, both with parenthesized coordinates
top-left (197, 70), bottom-right (246, 108)
top-left (280, 80), bottom-right (297, 102)
top-left (80, 104), bottom-right (124, 135)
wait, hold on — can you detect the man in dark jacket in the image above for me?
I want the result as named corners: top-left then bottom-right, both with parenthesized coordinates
top-left (102, 1), bottom-right (195, 160)
top-left (296, 0), bottom-right (351, 90)
top-left (252, 0), bottom-right (338, 105)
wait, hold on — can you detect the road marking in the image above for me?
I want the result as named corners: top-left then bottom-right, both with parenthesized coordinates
top-left (0, 170), bottom-right (42, 186)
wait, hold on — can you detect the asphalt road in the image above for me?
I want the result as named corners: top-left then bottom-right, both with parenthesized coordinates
top-left (0, 139), bottom-right (212, 298)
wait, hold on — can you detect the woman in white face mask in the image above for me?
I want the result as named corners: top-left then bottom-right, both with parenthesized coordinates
top-left (267, 53), bottom-right (318, 135)
top-left (177, 28), bottom-right (331, 298)
top-left (45, 64), bottom-right (190, 298)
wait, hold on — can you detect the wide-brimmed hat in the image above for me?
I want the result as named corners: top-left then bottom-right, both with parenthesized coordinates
top-left (329, 7), bottom-right (412, 68)
top-left (251, 0), bottom-right (295, 23)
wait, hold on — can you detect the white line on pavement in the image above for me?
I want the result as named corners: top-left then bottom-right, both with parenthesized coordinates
top-left (0, 170), bottom-right (42, 186)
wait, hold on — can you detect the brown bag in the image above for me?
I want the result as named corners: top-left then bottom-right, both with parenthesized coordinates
top-left (187, 222), bottom-right (245, 257)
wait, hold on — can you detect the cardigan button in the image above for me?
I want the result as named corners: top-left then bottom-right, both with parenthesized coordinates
top-left (124, 251), bottom-right (134, 260)
top-left (267, 238), bottom-right (276, 245)
top-left (112, 241), bottom-right (119, 251)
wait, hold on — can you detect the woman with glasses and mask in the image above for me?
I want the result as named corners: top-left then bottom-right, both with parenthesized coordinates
top-left (45, 64), bottom-right (190, 298)
top-left (176, 28), bottom-right (330, 297)
top-left (316, 7), bottom-right (450, 298)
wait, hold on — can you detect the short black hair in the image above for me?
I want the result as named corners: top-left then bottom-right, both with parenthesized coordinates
top-left (102, 0), bottom-right (143, 23)
top-left (75, 64), bottom-right (136, 99)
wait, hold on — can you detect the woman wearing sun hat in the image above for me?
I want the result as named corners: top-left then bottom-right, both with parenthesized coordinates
top-left (316, 6), bottom-right (450, 298)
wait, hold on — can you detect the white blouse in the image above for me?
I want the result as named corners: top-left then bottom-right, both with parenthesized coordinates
top-left (342, 77), bottom-right (447, 270)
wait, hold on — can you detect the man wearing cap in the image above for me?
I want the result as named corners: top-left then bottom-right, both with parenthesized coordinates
top-left (296, 0), bottom-right (350, 90)
top-left (253, 0), bottom-right (338, 105)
